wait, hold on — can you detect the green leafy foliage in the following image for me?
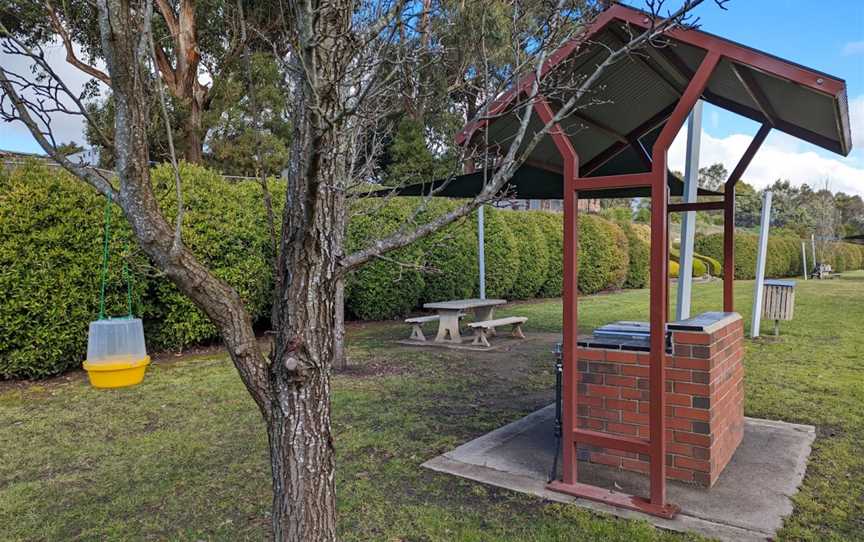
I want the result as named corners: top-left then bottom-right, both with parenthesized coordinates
top-left (344, 199), bottom-right (426, 321)
top-left (416, 199), bottom-right (479, 303)
top-left (501, 211), bottom-right (549, 299)
top-left (619, 223), bottom-right (649, 289)
top-left (693, 232), bottom-right (864, 280)
top-left (694, 253), bottom-right (722, 276)
top-left (0, 161), bottom-right (149, 378)
top-left (578, 215), bottom-right (629, 294)
top-left (600, 219), bottom-right (629, 289)
top-left (536, 212), bottom-right (564, 297)
top-left (473, 207), bottom-right (520, 299)
top-left (146, 163), bottom-right (278, 349)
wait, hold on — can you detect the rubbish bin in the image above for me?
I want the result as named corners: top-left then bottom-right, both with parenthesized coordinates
top-left (762, 279), bottom-right (796, 336)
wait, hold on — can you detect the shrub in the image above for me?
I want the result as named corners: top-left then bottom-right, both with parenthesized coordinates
top-left (416, 199), bottom-right (479, 303)
top-left (669, 246), bottom-right (709, 277)
top-left (474, 207), bottom-right (520, 298)
top-left (536, 212), bottom-right (564, 297)
top-left (619, 222), bottom-right (649, 289)
top-left (501, 211), bottom-right (550, 299)
top-left (147, 164), bottom-right (278, 349)
top-left (694, 253), bottom-right (722, 276)
top-left (344, 198), bottom-right (425, 320)
top-left (601, 220), bottom-right (630, 289)
top-left (692, 258), bottom-right (708, 277)
top-left (0, 161), bottom-right (150, 378)
top-left (669, 260), bottom-right (680, 278)
top-left (696, 232), bottom-right (758, 279)
top-left (578, 215), bottom-right (629, 294)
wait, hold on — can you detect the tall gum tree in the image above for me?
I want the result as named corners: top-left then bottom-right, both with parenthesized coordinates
top-left (0, 0), bottom-right (715, 539)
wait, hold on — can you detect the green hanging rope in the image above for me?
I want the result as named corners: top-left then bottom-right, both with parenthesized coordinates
top-left (98, 194), bottom-right (135, 320)
top-left (98, 194), bottom-right (112, 320)
top-left (124, 239), bottom-right (133, 318)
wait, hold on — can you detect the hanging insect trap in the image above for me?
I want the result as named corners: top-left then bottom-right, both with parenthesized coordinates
top-left (83, 195), bottom-right (150, 388)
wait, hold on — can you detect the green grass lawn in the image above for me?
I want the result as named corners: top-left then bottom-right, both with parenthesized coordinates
top-left (1, 273), bottom-right (863, 541)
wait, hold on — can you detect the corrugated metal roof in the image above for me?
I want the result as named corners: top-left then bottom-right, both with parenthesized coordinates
top-left (458, 4), bottom-right (852, 182)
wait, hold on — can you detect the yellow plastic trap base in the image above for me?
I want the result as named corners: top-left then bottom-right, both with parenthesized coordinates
top-left (83, 356), bottom-right (151, 389)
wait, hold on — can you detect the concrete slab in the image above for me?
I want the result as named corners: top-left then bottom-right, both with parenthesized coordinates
top-left (423, 405), bottom-right (815, 541)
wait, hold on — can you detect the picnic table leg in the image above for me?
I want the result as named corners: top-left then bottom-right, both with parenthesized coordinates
top-left (434, 309), bottom-right (462, 343)
top-left (473, 306), bottom-right (497, 336)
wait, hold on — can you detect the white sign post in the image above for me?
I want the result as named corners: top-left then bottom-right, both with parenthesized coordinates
top-left (801, 241), bottom-right (808, 280)
top-left (478, 206), bottom-right (486, 299)
top-left (751, 190), bottom-right (773, 338)
top-left (676, 100), bottom-right (703, 321)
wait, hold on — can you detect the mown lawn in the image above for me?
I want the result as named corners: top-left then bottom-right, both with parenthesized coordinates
top-left (1, 273), bottom-right (862, 541)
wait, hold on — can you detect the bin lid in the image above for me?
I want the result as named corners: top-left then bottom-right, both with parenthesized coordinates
top-left (764, 279), bottom-right (796, 288)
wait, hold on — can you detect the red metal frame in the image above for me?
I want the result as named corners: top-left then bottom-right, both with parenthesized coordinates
top-left (455, 1), bottom-right (844, 521)
top-left (722, 124), bottom-right (772, 310)
top-left (538, 51), bottom-right (722, 520)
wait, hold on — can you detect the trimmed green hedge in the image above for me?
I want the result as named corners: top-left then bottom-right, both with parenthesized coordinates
top-left (502, 210), bottom-right (549, 299)
top-left (10, 161), bottom-right (862, 379)
top-left (344, 198), bottom-right (426, 320)
top-left (536, 212), bottom-right (564, 297)
top-left (619, 222), bottom-right (649, 289)
top-left (147, 164), bottom-right (277, 349)
top-left (417, 199), bottom-right (479, 303)
top-left (0, 162), bottom-right (149, 378)
top-left (694, 232), bottom-right (864, 280)
top-left (475, 207), bottom-right (521, 299)
top-left (0, 161), bottom-right (276, 378)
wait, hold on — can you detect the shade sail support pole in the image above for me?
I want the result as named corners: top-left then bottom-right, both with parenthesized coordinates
top-left (677, 99), bottom-right (703, 321)
top-left (751, 190), bottom-right (773, 338)
top-left (478, 206), bottom-right (486, 299)
top-left (722, 123), bottom-right (771, 311)
top-left (802, 241), bottom-right (808, 280)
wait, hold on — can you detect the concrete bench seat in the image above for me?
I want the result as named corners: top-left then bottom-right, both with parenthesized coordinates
top-left (468, 316), bottom-right (527, 347)
top-left (405, 313), bottom-right (464, 341)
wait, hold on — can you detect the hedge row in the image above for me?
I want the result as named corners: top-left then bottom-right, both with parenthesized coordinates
top-left (695, 232), bottom-right (864, 279)
top-left (1, 162), bottom-right (276, 379)
top-left (10, 161), bottom-right (861, 379)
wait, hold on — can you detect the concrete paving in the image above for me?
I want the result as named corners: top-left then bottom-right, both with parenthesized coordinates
top-left (423, 405), bottom-right (815, 541)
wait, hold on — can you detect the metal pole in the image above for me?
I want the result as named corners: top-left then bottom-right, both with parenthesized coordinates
top-left (676, 100), bottom-right (703, 321)
top-left (478, 205), bottom-right (486, 300)
top-left (751, 190), bottom-right (773, 338)
top-left (811, 234), bottom-right (817, 267)
top-left (801, 241), bottom-right (808, 280)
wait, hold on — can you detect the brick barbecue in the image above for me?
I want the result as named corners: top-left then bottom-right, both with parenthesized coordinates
top-left (576, 312), bottom-right (744, 487)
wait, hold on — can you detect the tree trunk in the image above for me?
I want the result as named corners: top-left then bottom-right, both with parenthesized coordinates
top-left (267, 55), bottom-right (346, 536)
top-left (267, 366), bottom-right (336, 541)
top-left (183, 98), bottom-right (204, 163)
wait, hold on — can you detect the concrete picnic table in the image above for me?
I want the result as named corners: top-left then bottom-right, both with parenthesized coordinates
top-left (422, 298), bottom-right (506, 343)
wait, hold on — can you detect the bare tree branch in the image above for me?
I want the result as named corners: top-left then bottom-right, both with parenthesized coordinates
top-left (341, 0), bottom-right (711, 271)
top-left (44, 0), bottom-right (112, 85)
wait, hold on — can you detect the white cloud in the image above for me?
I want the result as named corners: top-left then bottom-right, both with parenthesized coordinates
top-left (842, 40), bottom-right (864, 56)
top-left (669, 129), bottom-right (864, 197)
top-left (850, 94), bottom-right (864, 150)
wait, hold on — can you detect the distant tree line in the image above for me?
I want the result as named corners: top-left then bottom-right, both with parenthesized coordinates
top-left (605, 162), bottom-right (864, 240)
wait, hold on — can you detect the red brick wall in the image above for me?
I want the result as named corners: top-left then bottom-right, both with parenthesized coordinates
top-left (576, 316), bottom-right (744, 486)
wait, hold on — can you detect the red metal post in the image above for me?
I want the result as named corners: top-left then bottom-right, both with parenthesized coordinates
top-left (649, 50), bottom-right (720, 508)
top-left (722, 123), bottom-right (771, 311)
top-left (723, 186), bottom-right (736, 311)
top-left (533, 98), bottom-right (580, 486)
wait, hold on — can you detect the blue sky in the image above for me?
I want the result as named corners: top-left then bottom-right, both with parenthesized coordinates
top-left (657, 0), bottom-right (864, 195)
top-left (2, 1), bottom-right (863, 194)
